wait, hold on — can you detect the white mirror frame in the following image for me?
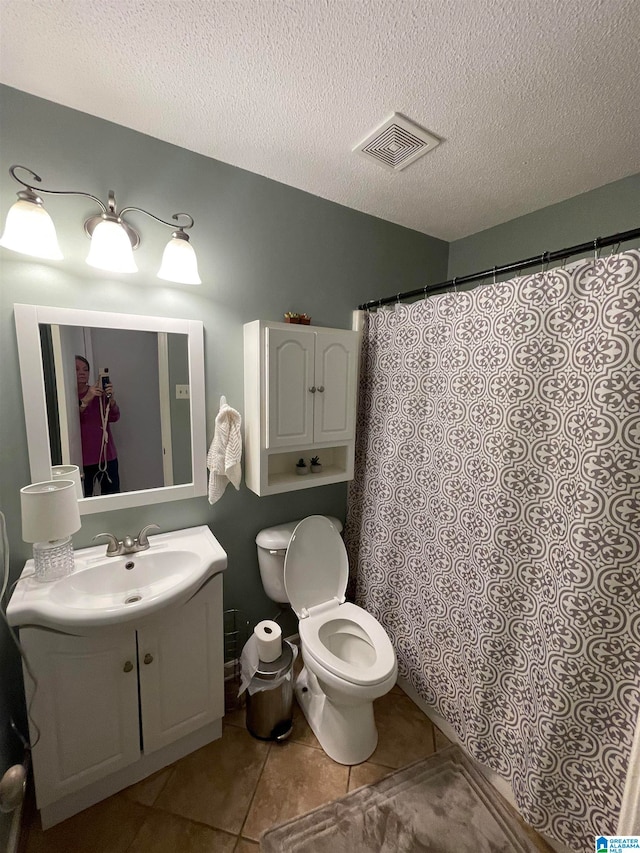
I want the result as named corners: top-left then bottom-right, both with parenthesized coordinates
top-left (14, 303), bottom-right (207, 515)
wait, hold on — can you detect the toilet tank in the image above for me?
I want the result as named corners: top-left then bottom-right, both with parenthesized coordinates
top-left (255, 516), bottom-right (343, 604)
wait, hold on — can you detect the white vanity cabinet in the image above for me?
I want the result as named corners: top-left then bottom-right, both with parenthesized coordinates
top-left (19, 573), bottom-right (224, 828)
top-left (244, 320), bottom-right (360, 495)
top-left (20, 629), bottom-right (141, 806)
top-left (137, 577), bottom-right (223, 752)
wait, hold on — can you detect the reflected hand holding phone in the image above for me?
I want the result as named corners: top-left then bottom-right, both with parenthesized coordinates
top-left (99, 368), bottom-right (112, 399)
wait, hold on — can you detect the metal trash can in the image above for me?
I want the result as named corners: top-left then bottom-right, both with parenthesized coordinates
top-left (246, 641), bottom-right (295, 741)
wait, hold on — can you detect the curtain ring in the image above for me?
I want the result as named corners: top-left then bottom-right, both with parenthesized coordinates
top-left (493, 266), bottom-right (497, 286)
top-left (423, 284), bottom-right (428, 301)
top-left (593, 238), bottom-right (600, 261)
top-left (541, 252), bottom-right (549, 274)
top-left (609, 241), bottom-right (620, 257)
top-left (452, 277), bottom-right (458, 293)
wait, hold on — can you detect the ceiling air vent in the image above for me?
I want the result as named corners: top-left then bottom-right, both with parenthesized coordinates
top-left (353, 113), bottom-right (441, 172)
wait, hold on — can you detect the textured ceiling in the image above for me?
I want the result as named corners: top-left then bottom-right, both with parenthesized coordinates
top-left (1, 0), bottom-right (639, 241)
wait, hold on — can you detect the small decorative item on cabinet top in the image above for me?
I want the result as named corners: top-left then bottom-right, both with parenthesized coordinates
top-left (284, 312), bottom-right (311, 324)
top-left (310, 456), bottom-right (322, 473)
top-left (296, 457), bottom-right (309, 475)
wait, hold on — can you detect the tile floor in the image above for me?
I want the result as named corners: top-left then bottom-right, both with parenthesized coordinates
top-left (20, 684), bottom-right (553, 852)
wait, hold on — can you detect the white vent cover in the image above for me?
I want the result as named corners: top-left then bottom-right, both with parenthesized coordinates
top-left (353, 113), bottom-right (441, 172)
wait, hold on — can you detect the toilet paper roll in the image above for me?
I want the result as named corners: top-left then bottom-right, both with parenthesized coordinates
top-left (254, 620), bottom-right (282, 663)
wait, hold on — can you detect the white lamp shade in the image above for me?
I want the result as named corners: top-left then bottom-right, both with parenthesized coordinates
top-left (86, 219), bottom-right (138, 273)
top-left (0, 198), bottom-right (64, 260)
top-left (51, 464), bottom-right (83, 500)
top-left (21, 480), bottom-right (81, 543)
top-left (157, 236), bottom-right (201, 285)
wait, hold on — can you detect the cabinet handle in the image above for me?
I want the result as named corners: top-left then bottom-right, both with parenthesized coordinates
top-left (309, 386), bottom-right (316, 393)
top-left (123, 661), bottom-right (134, 673)
top-left (317, 385), bottom-right (325, 392)
top-left (144, 653), bottom-right (154, 665)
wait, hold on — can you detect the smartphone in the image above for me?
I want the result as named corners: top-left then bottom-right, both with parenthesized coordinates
top-left (99, 369), bottom-right (111, 398)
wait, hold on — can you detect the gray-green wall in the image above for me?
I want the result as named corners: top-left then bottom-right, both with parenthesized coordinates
top-left (0, 84), bottom-right (448, 804)
top-left (448, 172), bottom-right (640, 278)
top-left (1, 85), bottom-right (637, 842)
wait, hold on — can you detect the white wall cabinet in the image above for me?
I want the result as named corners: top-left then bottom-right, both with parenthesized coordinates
top-left (244, 321), bottom-right (360, 495)
top-left (19, 573), bottom-right (224, 827)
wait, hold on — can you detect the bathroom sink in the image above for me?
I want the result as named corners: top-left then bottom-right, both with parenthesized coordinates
top-left (7, 525), bottom-right (227, 631)
top-left (50, 550), bottom-right (200, 607)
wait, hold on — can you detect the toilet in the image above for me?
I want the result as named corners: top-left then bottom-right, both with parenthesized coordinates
top-left (255, 515), bottom-right (397, 764)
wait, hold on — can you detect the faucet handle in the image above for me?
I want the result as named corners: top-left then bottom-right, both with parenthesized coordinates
top-left (93, 533), bottom-right (121, 556)
top-left (136, 524), bottom-right (160, 548)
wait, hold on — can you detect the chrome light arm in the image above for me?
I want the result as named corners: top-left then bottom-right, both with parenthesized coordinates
top-left (119, 207), bottom-right (195, 233)
top-left (9, 165), bottom-right (107, 213)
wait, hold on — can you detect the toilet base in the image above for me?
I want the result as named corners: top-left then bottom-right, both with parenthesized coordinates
top-left (294, 666), bottom-right (378, 765)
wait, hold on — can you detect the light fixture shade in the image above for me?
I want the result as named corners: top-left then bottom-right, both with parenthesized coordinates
top-left (51, 464), bottom-right (83, 500)
top-left (86, 218), bottom-right (138, 273)
top-left (157, 235), bottom-right (201, 285)
top-left (21, 480), bottom-right (81, 543)
top-left (0, 198), bottom-right (63, 260)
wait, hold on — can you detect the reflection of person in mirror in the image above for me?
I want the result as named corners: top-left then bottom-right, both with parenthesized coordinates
top-left (76, 355), bottom-right (121, 497)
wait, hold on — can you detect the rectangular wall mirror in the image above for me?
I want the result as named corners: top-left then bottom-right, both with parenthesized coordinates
top-left (15, 304), bottom-right (207, 515)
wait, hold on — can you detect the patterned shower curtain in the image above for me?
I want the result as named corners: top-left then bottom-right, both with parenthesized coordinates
top-left (345, 250), bottom-right (640, 849)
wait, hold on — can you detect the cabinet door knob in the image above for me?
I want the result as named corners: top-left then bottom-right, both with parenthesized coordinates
top-left (308, 386), bottom-right (316, 393)
top-left (123, 661), bottom-right (134, 673)
top-left (144, 653), bottom-right (154, 665)
top-left (317, 385), bottom-right (325, 392)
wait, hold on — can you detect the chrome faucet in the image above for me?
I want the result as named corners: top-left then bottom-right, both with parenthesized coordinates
top-left (93, 524), bottom-right (160, 557)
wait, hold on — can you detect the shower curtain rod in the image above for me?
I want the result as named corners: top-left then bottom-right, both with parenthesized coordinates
top-left (357, 226), bottom-right (640, 311)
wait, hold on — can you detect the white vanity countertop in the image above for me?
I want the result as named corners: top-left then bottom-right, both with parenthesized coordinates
top-left (7, 525), bottom-right (227, 632)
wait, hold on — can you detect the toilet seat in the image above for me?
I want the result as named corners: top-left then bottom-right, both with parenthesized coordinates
top-left (299, 601), bottom-right (396, 687)
top-left (284, 515), bottom-right (349, 616)
top-left (285, 516), bottom-right (396, 688)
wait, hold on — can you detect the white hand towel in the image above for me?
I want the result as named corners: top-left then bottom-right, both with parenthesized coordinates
top-left (207, 397), bottom-right (242, 504)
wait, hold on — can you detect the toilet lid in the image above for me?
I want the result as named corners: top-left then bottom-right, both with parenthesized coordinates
top-left (284, 516), bottom-right (348, 617)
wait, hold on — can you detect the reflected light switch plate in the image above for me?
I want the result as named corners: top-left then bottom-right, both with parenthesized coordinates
top-left (175, 384), bottom-right (190, 399)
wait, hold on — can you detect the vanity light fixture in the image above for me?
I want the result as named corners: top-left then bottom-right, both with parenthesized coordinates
top-left (0, 165), bottom-right (202, 285)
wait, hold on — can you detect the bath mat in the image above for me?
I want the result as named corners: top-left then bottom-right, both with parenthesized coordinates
top-left (260, 746), bottom-right (546, 852)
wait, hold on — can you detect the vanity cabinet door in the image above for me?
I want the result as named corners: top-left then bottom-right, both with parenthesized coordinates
top-left (313, 331), bottom-right (358, 443)
top-left (266, 326), bottom-right (315, 448)
top-left (137, 573), bottom-right (224, 754)
top-left (20, 628), bottom-right (140, 809)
